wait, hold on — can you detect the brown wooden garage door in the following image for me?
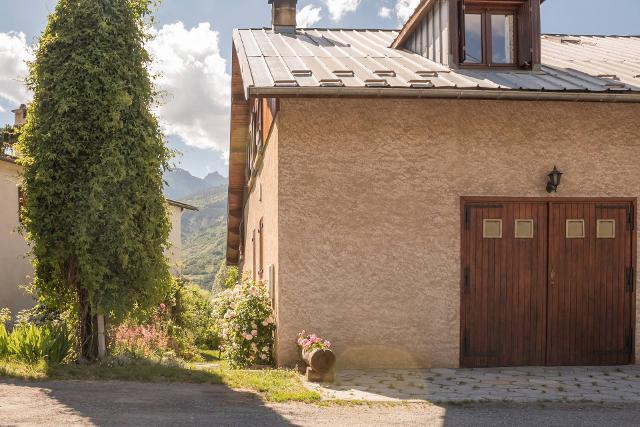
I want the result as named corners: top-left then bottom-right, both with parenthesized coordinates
top-left (461, 199), bottom-right (635, 368)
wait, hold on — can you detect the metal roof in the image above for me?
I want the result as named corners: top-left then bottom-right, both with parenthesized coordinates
top-left (233, 28), bottom-right (640, 99)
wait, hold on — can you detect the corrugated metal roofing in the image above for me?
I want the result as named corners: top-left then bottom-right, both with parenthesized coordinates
top-left (233, 28), bottom-right (640, 97)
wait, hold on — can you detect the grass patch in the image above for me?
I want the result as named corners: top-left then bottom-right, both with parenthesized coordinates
top-left (198, 349), bottom-right (222, 362)
top-left (0, 357), bottom-right (320, 403)
top-left (216, 366), bottom-right (320, 403)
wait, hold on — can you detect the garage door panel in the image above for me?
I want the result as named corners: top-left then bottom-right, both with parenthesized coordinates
top-left (462, 202), bottom-right (547, 367)
top-left (547, 202), bottom-right (633, 366)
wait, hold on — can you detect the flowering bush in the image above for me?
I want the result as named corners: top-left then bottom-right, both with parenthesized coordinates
top-left (214, 274), bottom-right (275, 368)
top-left (112, 320), bottom-right (169, 360)
top-left (296, 331), bottom-right (332, 353)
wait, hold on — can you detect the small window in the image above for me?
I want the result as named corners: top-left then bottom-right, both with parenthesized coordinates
top-left (597, 220), bottom-right (616, 239)
top-left (483, 219), bottom-right (502, 239)
top-left (566, 220), bottom-right (585, 239)
top-left (462, 5), bottom-right (518, 67)
top-left (515, 220), bottom-right (534, 239)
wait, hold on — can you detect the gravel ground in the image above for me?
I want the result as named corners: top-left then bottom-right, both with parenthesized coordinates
top-left (2, 379), bottom-right (640, 426)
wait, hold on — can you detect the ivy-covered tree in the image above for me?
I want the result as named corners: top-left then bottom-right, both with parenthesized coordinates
top-left (16, 0), bottom-right (171, 360)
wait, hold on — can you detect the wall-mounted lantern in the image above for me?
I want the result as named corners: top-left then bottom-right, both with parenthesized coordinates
top-left (546, 166), bottom-right (563, 193)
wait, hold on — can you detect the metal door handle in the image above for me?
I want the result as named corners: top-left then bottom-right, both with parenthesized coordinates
top-left (550, 268), bottom-right (556, 286)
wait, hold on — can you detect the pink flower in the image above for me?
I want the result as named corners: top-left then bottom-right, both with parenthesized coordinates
top-left (159, 303), bottom-right (166, 311)
top-left (324, 340), bottom-right (331, 348)
top-left (244, 333), bottom-right (253, 341)
top-left (251, 330), bottom-right (258, 337)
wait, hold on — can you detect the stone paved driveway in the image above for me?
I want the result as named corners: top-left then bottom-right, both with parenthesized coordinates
top-left (304, 366), bottom-right (640, 403)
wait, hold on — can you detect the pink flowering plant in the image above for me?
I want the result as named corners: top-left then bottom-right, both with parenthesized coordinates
top-left (113, 320), bottom-right (169, 360)
top-left (296, 330), bottom-right (332, 353)
top-left (213, 274), bottom-right (275, 368)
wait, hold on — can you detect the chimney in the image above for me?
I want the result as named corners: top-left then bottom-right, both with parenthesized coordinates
top-left (11, 104), bottom-right (27, 126)
top-left (269, 0), bottom-right (297, 34)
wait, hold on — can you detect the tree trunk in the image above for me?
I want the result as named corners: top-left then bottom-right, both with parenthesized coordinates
top-left (65, 257), bottom-right (99, 361)
top-left (78, 286), bottom-right (99, 361)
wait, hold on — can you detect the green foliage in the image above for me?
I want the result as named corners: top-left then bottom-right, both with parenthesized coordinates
top-left (15, 0), bottom-right (171, 326)
top-left (214, 275), bottom-right (275, 368)
top-left (6, 323), bottom-right (73, 364)
top-left (0, 326), bottom-right (8, 358)
top-left (213, 264), bottom-right (240, 294)
top-left (172, 281), bottom-right (220, 349)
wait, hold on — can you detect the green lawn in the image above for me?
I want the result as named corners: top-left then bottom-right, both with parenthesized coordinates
top-left (0, 357), bottom-right (320, 403)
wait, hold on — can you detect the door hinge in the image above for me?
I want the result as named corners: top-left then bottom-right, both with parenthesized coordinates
top-left (463, 267), bottom-right (471, 294)
top-left (626, 267), bottom-right (635, 293)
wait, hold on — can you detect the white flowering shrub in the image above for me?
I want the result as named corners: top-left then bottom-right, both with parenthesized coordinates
top-left (214, 274), bottom-right (275, 368)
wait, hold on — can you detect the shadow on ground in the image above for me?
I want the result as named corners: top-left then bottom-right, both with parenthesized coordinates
top-left (0, 377), bottom-right (295, 427)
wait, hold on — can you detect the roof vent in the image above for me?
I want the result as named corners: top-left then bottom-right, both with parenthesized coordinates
top-left (291, 69), bottom-right (312, 77)
top-left (268, 0), bottom-right (297, 34)
top-left (364, 79), bottom-right (389, 87)
top-left (333, 70), bottom-right (355, 78)
top-left (319, 79), bottom-right (344, 87)
top-left (560, 36), bottom-right (582, 45)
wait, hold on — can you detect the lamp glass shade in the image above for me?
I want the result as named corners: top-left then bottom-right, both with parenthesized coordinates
top-left (548, 167), bottom-right (563, 187)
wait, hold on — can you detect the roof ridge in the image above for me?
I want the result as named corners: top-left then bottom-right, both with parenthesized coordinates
top-left (543, 33), bottom-right (640, 38)
top-left (236, 27), bottom-right (400, 32)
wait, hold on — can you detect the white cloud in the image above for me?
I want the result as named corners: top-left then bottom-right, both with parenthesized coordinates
top-left (298, 4), bottom-right (323, 28)
top-left (378, 6), bottom-right (393, 19)
top-left (324, 0), bottom-right (360, 21)
top-left (147, 22), bottom-right (231, 152)
top-left (0, 32), bottom-right (33, 108)
top-left (395, 0), bottom-right (421, 23)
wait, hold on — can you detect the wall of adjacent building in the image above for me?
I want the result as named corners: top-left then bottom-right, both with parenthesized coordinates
top-left (167, 204), bottom-right (183, 276)
top-left (0, 160), bottom-right (34, 320)
top-left (275, 97), bottom-right (640, 368)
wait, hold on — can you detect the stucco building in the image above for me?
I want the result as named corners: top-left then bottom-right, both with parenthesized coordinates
top-left (0, 106), bottom-right (196, 320)
top-left (227, 0), bottom-right (640, 368)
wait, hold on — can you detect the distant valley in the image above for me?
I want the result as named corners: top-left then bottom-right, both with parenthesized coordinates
top-left (164, 168), bottom-right (228, 289)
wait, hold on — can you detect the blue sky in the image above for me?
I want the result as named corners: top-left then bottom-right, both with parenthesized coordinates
top-left (1, 0), bottom-right (639, 177)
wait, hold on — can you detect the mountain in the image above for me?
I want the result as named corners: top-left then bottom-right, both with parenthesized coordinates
top-left (163, 168), bottom-right (228, 289)
top-left (164, 168), bottom-right (225, 200)
top-left (203, 171), bottom-right (227, 188)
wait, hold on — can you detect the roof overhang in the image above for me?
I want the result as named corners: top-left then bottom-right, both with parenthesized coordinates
top-left (166, 199), bottom-right (198, 211)
top-left (247, 86), bottom-right (640, 103)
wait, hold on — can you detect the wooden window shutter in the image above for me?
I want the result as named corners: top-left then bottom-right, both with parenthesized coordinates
top-left (458, 0), bottom-right (465, 64)
top-left (258, 218), bottom-right (264, 279)
top-left (252, 229), bottom-right (257, 281)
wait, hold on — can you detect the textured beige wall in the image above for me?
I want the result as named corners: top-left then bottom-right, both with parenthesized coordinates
top-left (275, 98), bottom-right (640, 369)
top-left (167, 204), bottom-right (183, 276)
top-left (0, 160), bottom-right (33, 318)
top-left (242, 123), bottom-right (280, 358)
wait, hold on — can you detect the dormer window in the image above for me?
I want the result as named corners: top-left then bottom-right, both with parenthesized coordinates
top-left (463, 4), bottom-right (517, 67)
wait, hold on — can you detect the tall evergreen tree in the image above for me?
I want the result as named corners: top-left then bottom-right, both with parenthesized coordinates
top-left (17, 0), bottom-right (171, 360)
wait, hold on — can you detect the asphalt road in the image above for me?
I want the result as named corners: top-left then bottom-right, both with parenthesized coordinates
top-left (1, 379), bottom-right (640, 426)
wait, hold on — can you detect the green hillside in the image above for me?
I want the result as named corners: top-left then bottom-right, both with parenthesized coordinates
top-left (181, 185), bottom-right (228, 288)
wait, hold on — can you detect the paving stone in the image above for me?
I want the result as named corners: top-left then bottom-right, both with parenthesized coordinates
top-left (304, 366), bottom-right (640, 403)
